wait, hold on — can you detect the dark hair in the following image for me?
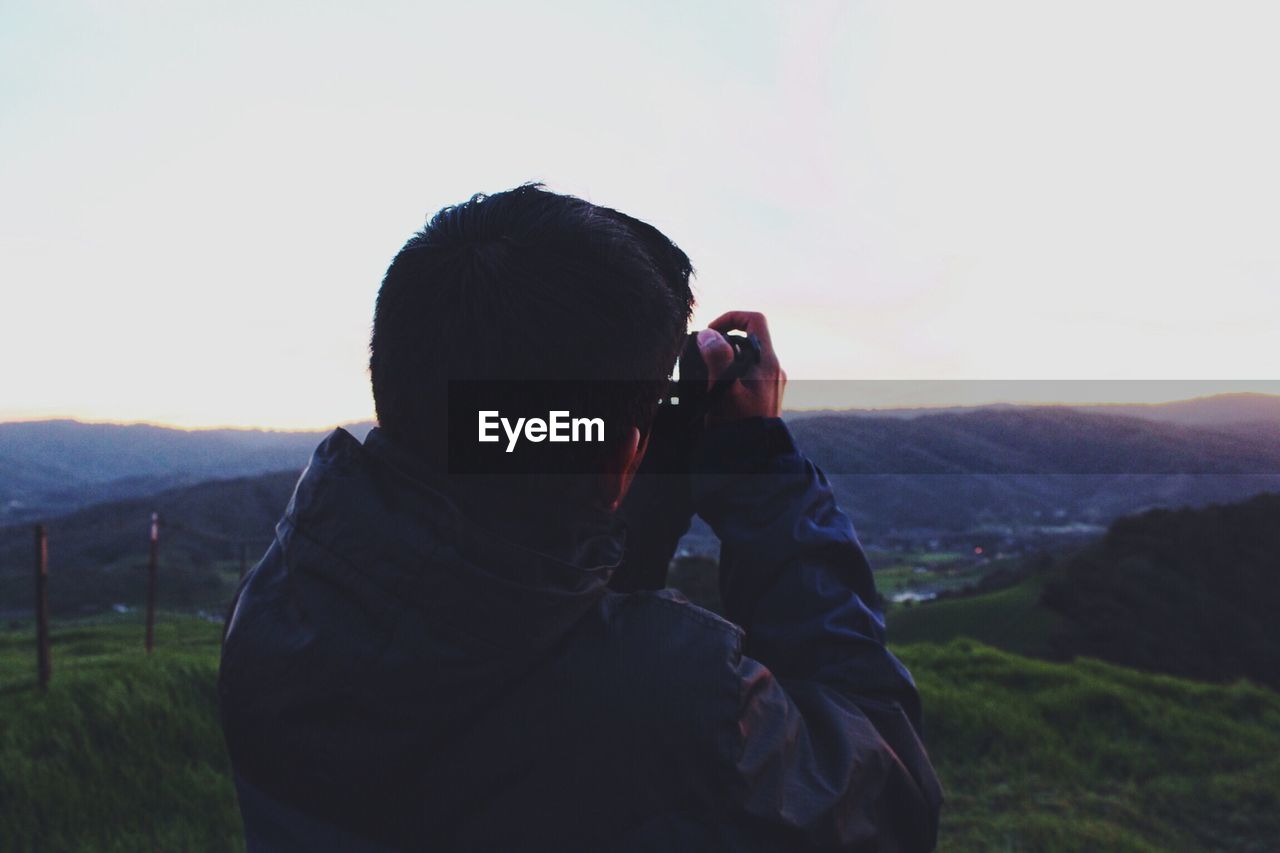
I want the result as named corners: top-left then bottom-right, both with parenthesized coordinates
top-left (370, 184), bottom-right (694, 504)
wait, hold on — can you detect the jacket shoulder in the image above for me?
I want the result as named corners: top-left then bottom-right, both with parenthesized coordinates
top-left (594, 589), bottom-right (748, 715)
top-left (604, 588), bottom-right (744, 652)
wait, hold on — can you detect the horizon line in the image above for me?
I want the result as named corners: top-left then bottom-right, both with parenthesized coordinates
top-left (2, 390), bottom-right (1277, 433)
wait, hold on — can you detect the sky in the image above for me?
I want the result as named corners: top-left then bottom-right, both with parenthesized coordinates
top-left (2, 1), bottom-right (1277, 429)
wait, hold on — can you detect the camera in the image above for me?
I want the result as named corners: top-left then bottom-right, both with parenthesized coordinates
top-left (659, 330), bottom-right (763, 428)
top-left (610, 330), bottom-right (762, 592)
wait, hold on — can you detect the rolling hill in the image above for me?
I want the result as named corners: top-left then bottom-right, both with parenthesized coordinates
top-left (0, 419), bottom-right (374, 524)
top-left (1043, 492), bottom-right (1280, 687)
top-left (0, 470), bottom-right (302, 615)
top-left (887, 492), bottom-right (1280, 689)
top-left (1081, 391), bottom-right (1280, 427)
top-left (4, 398), bottom-right (1280, 615)
top-left (791, 407), bottom-right (1280, 536)
top-left (5, 394), bottom-right (1278, 529)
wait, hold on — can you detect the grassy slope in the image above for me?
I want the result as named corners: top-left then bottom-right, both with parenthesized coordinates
top-left (888, 573), bottom-right (1065, 658)
top-left (0, 616), bottom-right (240, 852)
top-left (2, 617), bottom-right (1278, 852)
top-left (899, 641), bottom-right (1280, 852)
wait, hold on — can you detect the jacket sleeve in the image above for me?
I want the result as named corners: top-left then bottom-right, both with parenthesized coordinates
top-left (690, 417), bottom-right (943, 851)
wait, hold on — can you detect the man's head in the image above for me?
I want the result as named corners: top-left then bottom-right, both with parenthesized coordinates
top-left (370, 184), bottom-right (694, 511)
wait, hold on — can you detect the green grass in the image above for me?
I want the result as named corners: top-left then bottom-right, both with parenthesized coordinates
top-left (0, 556), bottom-right (246, 618)
top-left (899, 641), bottom-right (1280, 852)
top-left (871, 553), bottom-right (1019, 598)
top-left (867, 549), bottom-right (967, 569)
top-left (0, 615), bottom-right (240, 852)
top-left (2, 617), bottom-right (1277, 851)
top-left (888, 573), bottom-right (1065, 658)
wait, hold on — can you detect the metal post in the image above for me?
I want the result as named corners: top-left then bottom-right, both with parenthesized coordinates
top-left (35, 524), bottom-right (51, 690)
top-left (145, 512), bottom-right (159, 654)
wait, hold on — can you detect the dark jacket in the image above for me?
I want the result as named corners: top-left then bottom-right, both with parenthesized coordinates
top-left (218, 419), bottom-right (942, 851)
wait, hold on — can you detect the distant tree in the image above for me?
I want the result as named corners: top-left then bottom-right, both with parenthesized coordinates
top-left (1042, 493), bottom-right (1280, 686)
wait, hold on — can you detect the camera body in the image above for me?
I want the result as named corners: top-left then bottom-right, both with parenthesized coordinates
top-left (659, 330), bottom-right (762, 428)
top-left (610, 330), bottom-right (761, 592)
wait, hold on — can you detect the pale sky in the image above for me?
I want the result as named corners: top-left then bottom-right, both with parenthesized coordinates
top-left (2, 1), bottom-right (1277, 429)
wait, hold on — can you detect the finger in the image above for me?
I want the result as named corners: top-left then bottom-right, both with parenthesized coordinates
top-left (708, 310), bottom-right (773, 350)
top-left (696, 328), bottom-right (735, 387)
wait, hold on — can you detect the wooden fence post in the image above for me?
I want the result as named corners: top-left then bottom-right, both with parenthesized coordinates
top-left (145, 512), bottom-right (159, 654)
top-left (35, 524), bottom-right (51, 690)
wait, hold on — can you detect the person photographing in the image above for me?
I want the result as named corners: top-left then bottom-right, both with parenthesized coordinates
top-left (219, 184), bottom-right (942, 851)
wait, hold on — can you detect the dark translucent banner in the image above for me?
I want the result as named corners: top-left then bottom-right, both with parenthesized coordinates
top-left (444, 380), bottom-right (1280, 475)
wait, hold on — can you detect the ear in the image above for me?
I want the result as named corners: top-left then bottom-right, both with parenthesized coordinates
top-left (601, 427), bottom-right (646, 511)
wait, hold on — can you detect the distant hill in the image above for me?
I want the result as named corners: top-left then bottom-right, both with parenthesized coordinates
top-left (0, 470), bottom-right (301, 614)
top-left (4, 395), bottom-right (1280, 551)
top-left (787, 391), bottom-right (1280, 426)
top-left (889, 491), bottom-right (1280, 689)
top-left (1082, 392), bottom-right (1280, 427)
top-left (793, 405), bottom-right (1280, 474)
top-left (4, 406), bottom-right (1279, 675)
top-left (790, 407), bottom-right (1280, 535)
top-left (1042, 492), bottom-right (1280, 688)
top-left (0, 419), bottom-right (374, 524)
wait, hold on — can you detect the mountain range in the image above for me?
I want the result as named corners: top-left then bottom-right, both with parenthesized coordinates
top-left (790, 404), bottom-right (1280, 536)
top-left (0, 419), bottom-right (374, 524)
top-left (1, 394), bottom-right (1278, 613)
top-left (789, 391), bottom-right (1280, 427)
top-left (2, 396), bottom-right (1278, 535)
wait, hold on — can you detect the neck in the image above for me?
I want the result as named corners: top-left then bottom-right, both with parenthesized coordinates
top-left (364, 427), bottom-right (616, 560)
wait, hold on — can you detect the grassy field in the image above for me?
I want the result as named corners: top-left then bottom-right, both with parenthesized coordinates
top-left (0, 616), bottom-right (240, 852)
top-left (887, 574), bottom-right (1066, 658)
top-left (868, 550), bottom-right (1028, 602)
top-left (2, 616), bottom-right (1278, 851)
top-left (900, 642), bottom-right (1280, 851)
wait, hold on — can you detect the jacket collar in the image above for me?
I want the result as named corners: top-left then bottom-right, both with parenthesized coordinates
top-left (282, 428), bottom-right (621, 653)
top-left (360, 426), bottom-right (627, 580)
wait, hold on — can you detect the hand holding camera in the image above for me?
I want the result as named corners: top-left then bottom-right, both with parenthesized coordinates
top-left (610, 310), bottom-right (785, 593)
top-left (660, 310), bottom-right (785, 433)
top-left (695, 311), bottom-right (786, 424)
